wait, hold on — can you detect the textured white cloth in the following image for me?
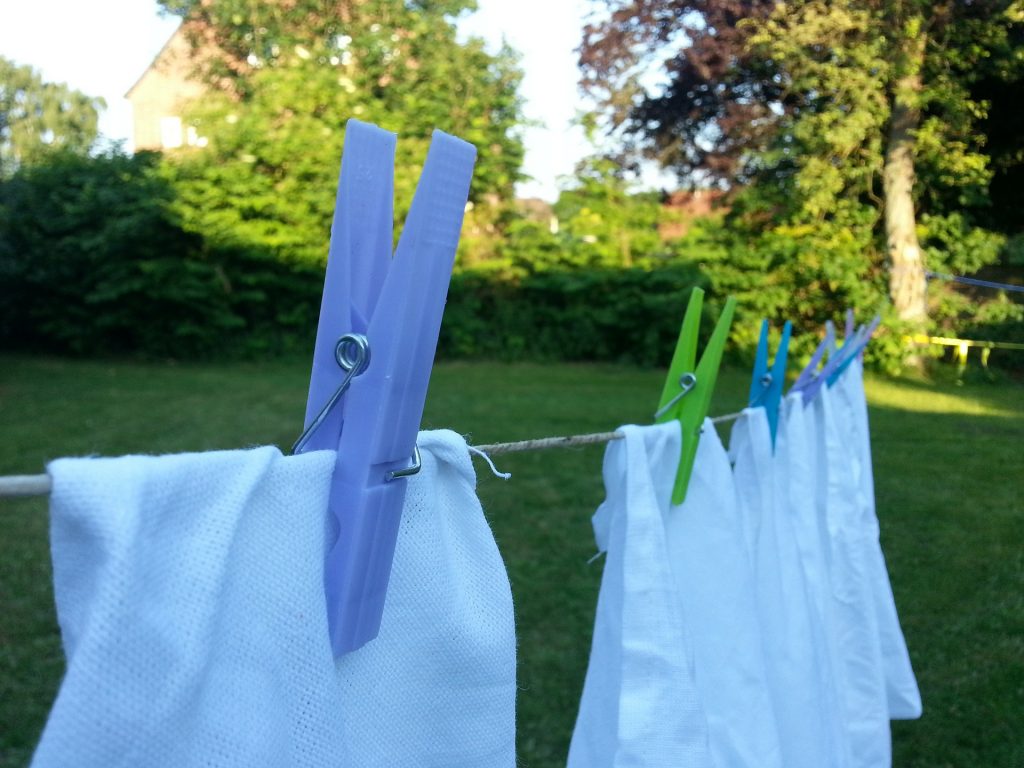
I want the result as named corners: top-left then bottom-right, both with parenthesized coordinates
top-left (664, 420), bottom-right (783, 768)
top-left (569, 423), bottom-right (715, 768)
top-left (775, 395), bottom-right (853, 768)
top-left (812, 386), bottom-right (891, 768)
top-left (34, 430), bottom-right (516, 768)
top-left (730, 408), bottom-right (844, 768)
top-left (833, 360), bottom-right (922, 720)
top-left (778, 394), bottom-right (836, 644)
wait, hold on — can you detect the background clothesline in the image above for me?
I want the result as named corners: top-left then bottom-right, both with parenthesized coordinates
top-left (925, 270), bottom-right (1024, 294)
top-left (0, 409), bottom-right (748, 498)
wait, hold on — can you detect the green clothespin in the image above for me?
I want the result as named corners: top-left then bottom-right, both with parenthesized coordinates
top-left (655, 288), bottom-right (737, 505)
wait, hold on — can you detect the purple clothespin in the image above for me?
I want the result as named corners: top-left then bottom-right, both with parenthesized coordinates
top-left (824, 319), bottom-right (838, 355)
top-left (293, 119), bottom-right (476, 656)
top-left (790, 322), bottom-right (835, 394)
top-left (798, 325), bottom-right (865, 401)
top-left (800, 315), bottom-right (881, 400)
top-left (857, 314), bottom-right (881, 361)
top-left (830, 314), bottom-right (881, 383)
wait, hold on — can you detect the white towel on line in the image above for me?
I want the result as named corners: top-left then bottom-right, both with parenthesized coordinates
top-left (664, 419), bottom-right (783, 768)
top-left (778, 393), bottom-right (837, 647)
top-left (812, 386), bottom-right (891, 768)
top-left (833, 359), bottom-right (922, 720)
top-left (568, 422), bottom-right (715, 768)
top-left (774, 397), bottom-right (856, 768)
top-left (730, 407), bottom-right (845, 768)
top-left (776, 392), bottom-right (853, 768)
top-left (33, 429), bottom-right (516, 768)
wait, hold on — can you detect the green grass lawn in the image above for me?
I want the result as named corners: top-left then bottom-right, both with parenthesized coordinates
top-left (1, 355), bottom-right (1021, 767)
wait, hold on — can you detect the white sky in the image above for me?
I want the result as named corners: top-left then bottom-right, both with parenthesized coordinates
top-left (0, 0), bottom-right (595, 201)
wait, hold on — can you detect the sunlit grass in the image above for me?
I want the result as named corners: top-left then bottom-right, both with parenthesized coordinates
top-left (865, 375), bottom-right (1020, 418)
top-left (1, 355), bottom-right (1021, 767)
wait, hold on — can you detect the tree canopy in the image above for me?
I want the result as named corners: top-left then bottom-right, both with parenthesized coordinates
top-left (156, 0), bottom-right (526, 264)
top-left (580, 0), bottom-right (1021, 197)
top-left (580, 0), bottom-right (1024, 347)
top-left (0, 57), bottom-right (103, 177)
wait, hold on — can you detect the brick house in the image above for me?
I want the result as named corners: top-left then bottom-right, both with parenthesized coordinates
top-left (659, 189), bottom-right (725, 240)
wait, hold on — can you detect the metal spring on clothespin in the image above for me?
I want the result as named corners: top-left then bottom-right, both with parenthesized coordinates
top-left (749, 372), bottom-right (772, 406)
top-left (292, 332), bottom-right (424, 476)
top-left (653, 372), bottom-right (697, 420)
top-left (292, 333), bottom-right (372, 455)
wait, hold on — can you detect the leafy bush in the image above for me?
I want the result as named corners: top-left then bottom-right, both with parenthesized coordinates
top-left (0, 150), bottom-right (322, 358)
top-left (0, 150), bottom-right (713, 366)
top-left (439, 265), bottom-right (712, 366)
top-left (3, 149), bottom-right (1012, 375)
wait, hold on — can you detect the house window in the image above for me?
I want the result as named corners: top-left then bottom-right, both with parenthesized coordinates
top-left (160, 116), bottom-right (183, 149)
top-left (185, 126), bottom-right (208, 147)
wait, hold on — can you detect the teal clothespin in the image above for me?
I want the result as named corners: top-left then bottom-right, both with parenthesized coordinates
top-left (655, 288), bottom-right (737, 505)
top-left (748, 319), bottom-right (791, 447)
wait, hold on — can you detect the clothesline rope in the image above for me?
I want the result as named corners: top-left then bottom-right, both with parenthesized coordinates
top-left (0, 410), bottom-right (748, 498)
top-left (0, 474), bottom-right (52, 497)
top-left (474, 409), bottom-right (746, 456)
top-left (473, 431), bottom-right (625, 456)
top-left (925, 270), bottom-right (1024, 294)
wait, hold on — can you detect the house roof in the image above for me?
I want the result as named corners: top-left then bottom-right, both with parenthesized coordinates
top-left (124, 23), bottom-right (186, 99)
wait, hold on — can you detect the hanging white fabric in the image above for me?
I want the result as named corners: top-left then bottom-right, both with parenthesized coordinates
top-left (664, 418), bottom-right (783, 768)
top-left (32, 430), bottom-right (516, 768)
top-left (776, 392), bottom-right (853, 768)
top-left (833, 359), bottom-right (922, 720)
top-left (770, 397), bottom-right (851, 768)
top-left (777, 393), bottom-right (836, 644)
top-left (811, 386), bottom-right (892, 768)
top-left (569, 422), bottom-right (715, 768)
top-left (730, 408), bottom-right (847, 768)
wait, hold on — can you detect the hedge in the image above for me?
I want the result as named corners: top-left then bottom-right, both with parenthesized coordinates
top-left (439, 266), bottom-right (711, 366)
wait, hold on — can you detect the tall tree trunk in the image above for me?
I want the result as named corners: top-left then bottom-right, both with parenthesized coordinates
top-left (883, 33), bottom-right (928, 327)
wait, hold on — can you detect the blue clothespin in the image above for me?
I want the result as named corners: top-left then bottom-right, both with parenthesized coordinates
top-left (293, 119), bottom-right (476, 656)
top-left (748, 319), bottom-right (791, 446)
top-left (844, 308), bottom-right (855, 344)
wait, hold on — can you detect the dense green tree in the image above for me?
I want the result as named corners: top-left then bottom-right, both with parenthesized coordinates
top-left (965, 6), bottom-right (1024, 247)
top-left (489, 155), bottom-right (676, 274)
top-left (553, 156), bottom-right (664, 268)
top-left (0, 149), bottom-right (323, 357)
top-left (0, 57), bottom-right (103, 177)
top-left (0, 150), bottom-right (208, 352)
top-left (156, 0), bottom-right (526, 264)
top-left (743, 1), bottom-right (1015, 328)
top-left (580, 0), bottom-right (1024, 348)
